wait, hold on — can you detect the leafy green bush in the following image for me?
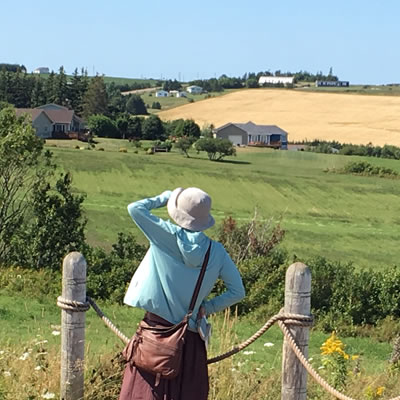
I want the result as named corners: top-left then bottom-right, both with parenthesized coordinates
top-left (0, 266), bottom-right (60, 298)
top-left (85, 232), bottom-right (146, 303)
top-left (309, 257), bottom-right (400, 330)
top-left (343, 161), bottom-right (398, 177)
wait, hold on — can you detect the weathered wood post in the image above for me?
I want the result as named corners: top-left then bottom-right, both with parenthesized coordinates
top-left (281, 262), bottom-right (311, 400)
top-left (59, 252), bottom-right (87, 400)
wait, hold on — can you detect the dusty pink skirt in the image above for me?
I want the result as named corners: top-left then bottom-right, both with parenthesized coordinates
top-left (119, 313), bottom-right (209, 400)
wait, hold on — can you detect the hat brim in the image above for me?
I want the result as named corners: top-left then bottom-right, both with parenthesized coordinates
top-left (167, 188), bottom-right (215, 231)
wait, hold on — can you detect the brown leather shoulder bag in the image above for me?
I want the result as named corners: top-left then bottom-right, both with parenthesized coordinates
top-left (122, 241), bottom-right (212, 385)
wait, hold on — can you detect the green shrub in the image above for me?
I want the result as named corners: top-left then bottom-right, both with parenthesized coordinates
top-left (342, 161), bottom-right (398, 177)
top-left (0, 266), bottom-right (60, 298)
top-left (85, 232), bottom-right (146, 303)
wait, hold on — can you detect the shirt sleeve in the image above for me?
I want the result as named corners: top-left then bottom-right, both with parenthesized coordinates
top-left (202, 250), bottom-right (245, 316)
top-left (127, 191), bottom-right (177, 250)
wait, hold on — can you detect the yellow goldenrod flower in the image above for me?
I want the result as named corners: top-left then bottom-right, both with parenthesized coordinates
top-left (376, 386), bottom-right (385, 396)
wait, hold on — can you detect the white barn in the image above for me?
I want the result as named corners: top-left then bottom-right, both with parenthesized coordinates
top-left (258, 76), bottom-right (294, 85)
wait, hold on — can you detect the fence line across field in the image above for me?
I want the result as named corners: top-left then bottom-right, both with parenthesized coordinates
top-left (57, 252), bottom-right (400, 400)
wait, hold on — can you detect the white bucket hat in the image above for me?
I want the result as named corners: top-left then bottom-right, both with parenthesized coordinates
top-left (167, 187), bottom-right (215, 231)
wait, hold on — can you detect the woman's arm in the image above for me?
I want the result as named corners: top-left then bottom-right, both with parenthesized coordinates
top-left (127, 190), bottom-right (177, 249)
top-left (202, 251), bottom-right (245, 316)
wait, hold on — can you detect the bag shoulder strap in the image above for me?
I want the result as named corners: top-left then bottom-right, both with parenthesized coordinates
top-left (188, 240), bottom-right (212, 315)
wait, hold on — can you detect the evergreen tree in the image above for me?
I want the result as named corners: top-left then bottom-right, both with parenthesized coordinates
top-left (44, 71), bottom-right (57, 104)
top-left (31, 77), bottom-right (45, 107)
top-left (68, 68), bottom-right (82, 112)
top-left (54, 66), bottom-right (68, 106)
top-left (125, 94), bottom-right (147, 115)
top-left (82, 75), bottom-right (108, 118)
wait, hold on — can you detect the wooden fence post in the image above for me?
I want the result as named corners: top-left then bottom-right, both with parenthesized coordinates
top-left (60, 252), bottom-right (87, 400)
top-left (281, 262), bottom-right (311, 400)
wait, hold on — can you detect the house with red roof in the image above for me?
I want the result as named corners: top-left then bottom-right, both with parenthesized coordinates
top-left (15, 104), bottom-right (85, 139)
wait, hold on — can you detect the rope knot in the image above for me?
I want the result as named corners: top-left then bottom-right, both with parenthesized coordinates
top-left (57, 296), bottom-right (90, 312)
top-left (277, 309), bottom-right (314, 327)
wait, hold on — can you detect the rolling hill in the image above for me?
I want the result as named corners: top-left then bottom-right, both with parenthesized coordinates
top-left (158, 89), bottom-right (400, 146)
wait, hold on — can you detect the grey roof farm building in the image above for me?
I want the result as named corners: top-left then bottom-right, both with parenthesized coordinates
top-left (214, 121), bottom-right (288, 149)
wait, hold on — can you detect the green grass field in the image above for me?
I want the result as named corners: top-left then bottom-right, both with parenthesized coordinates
top-left (296, 83), bottom-right (400, 96)
top-left (141, 89), bottom-right (237, 114)
top-left (2, 141), bottom-right (400, 398)
top-left (46, 139), bottom-right (400, 269)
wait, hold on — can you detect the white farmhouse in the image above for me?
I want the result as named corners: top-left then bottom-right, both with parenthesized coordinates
top-left (258, 76), bottom-right (294, 85)
top-left (33, 67), bottom-right (50, 74)
top-left (155, 90), bottom-right (169, 97)
top-left (177, 91), bottom-right (187, 98)
top-left (186, 85), bottom-right (203, 94)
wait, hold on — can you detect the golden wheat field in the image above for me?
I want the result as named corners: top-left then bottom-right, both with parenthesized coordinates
top-left (159, 89), bottom-right (400, 146)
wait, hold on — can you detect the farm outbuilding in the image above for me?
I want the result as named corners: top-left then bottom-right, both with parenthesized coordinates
top-left (33, 67), bottom-right (50, 74)
top-left (187, 85), bottom-right (203, 94)
top-left (258, 76), bottom-right (294, 86)
top-left (155, 90), bottom-right (169, 97)
top-left (214, 121), bottom-right (288, 149)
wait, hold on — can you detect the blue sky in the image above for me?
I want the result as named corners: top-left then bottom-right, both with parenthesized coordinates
top-left (2, 0), bottom-right (399, 84)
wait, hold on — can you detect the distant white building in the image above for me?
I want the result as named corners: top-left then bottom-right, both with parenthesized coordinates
top-left (258, 76), bottom-right (294, 85)
top-left (177, 91), bottom-right (187, 98)
top-left (187, 85), bottom-right (203, 94)
top-left (33, 67), bottom-right (50, 74)
top-left (155, 90), bottom-right (168, 97)
top-left (169, 90), bottom-right (179, 96)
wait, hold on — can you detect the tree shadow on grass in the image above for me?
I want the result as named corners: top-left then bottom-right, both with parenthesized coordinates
top-left (218, 159), bottom-right (251, 165)
top-left (186, 155), bottom-right (251, 165)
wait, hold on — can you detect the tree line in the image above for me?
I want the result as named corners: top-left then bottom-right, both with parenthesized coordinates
top-left (0, 66), bottom-right (150, 119)
top-left (305, 140), bottom-right (400, 161)
top-left (188, 68), bottom-right (339, 91)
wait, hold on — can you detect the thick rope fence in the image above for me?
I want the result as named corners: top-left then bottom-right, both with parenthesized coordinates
top-left (58, 252), bottom-right (400, 400)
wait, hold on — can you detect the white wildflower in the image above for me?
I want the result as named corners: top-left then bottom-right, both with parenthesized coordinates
top-left (16, 275), bottom-right (22, 279)
top-left (51, 331), bottom-right (61, 336)
top-left (318, 366), bottom-right (325, 370)
top-left (4, 371), bottom-right (11, 377)
top-left (35, 366), bottom-right (42, 371)
top-left (37, 352), bottom-right (48, 356)
top-left (264, 342), bottom-right (274, 347)
top-left (308, 357), bottom-right (313, 362)
top-left (19, 352), bottom-right (30, 360)
top-left (243, 350), bottom-right (256, 355)
top-left (35, 340), bottom-right (48, 346)
top-left (256, 367), bottom-right (261, 371)
top-left (42, 392), bottom-right (56, 399)
top-left (0, 350), bottom-right (4, 355)
top-left (231, 368), bottom-right (237, 372)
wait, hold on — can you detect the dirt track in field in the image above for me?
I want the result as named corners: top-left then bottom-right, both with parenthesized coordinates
top-left (158, 89), bottom-right (400, 146)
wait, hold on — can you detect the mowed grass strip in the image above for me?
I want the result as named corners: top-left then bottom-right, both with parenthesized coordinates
top-left (47, 141), bottom-right (400, 268)
top-left (158, 88), bottom-right (400, 146)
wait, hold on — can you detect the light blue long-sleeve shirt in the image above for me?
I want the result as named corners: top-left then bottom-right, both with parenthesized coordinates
top-left (123, 191), bottom-right (245, 331)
